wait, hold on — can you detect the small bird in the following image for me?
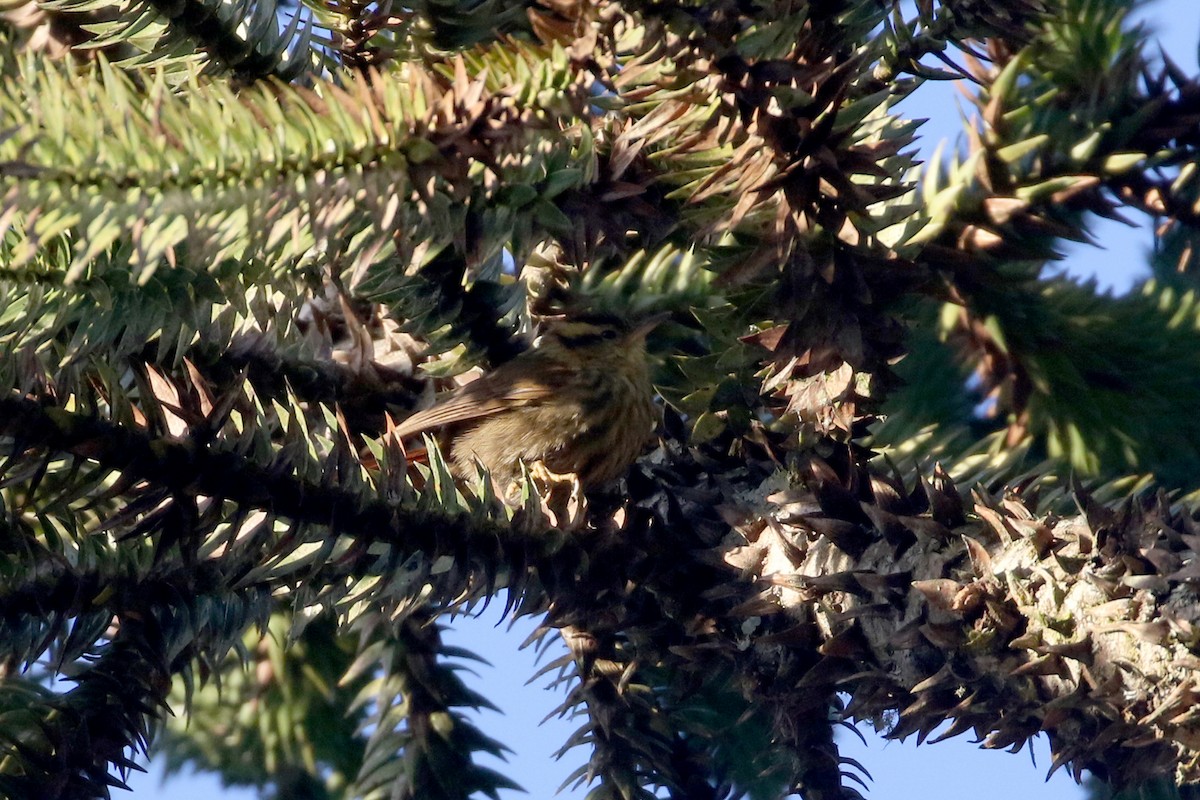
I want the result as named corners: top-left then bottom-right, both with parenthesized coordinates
top-left (391, 310), bottom-right (667, 490)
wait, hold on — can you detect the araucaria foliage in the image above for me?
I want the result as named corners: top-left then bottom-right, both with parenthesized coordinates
top-left (3, 0), bottom-right (1200, 798)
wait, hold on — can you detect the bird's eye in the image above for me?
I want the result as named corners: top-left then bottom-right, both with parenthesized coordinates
top-left (602, 329), bottom-right (618, 340)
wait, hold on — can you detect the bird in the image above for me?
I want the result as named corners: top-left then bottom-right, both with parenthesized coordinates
top-left (390, 310), bottom-right (667, 491)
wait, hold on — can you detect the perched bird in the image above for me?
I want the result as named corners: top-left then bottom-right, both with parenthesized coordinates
top-left (391, 310), bottom-right (667, 490)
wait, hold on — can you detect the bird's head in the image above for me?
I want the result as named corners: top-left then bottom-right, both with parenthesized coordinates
top-left (540, 311), bottom-right (668, 346)
top-left (537, 311), bottom-right (669, 368)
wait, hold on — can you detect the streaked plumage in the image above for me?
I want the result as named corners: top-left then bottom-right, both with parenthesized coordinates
top-left (392, 312), bottom-right (664, 489)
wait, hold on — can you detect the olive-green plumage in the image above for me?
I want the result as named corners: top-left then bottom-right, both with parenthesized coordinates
top-left (393, 312), bottom-right (664, 489)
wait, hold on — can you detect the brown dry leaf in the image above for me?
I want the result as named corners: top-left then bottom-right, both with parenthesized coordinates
top-left (144, 364), bottom-right (188, 437)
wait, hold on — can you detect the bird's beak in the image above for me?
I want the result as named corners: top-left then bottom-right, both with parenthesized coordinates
top-left (629, 311), bottom-right (671, 340)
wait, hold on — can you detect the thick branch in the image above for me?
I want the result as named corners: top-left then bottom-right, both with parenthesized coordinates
top-left (730, 471), bottom-right (1200, 786)
top-left (0, 578), bottom-right (268, 798)
top-left (0, 396), bottom-right (515, 560)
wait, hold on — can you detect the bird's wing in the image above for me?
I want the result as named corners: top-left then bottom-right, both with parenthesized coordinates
top-left (390, 362), bottom-right (566, 439)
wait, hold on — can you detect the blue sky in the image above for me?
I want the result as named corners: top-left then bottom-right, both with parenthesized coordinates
top-left (125, 2), bottom-right (1200, 798)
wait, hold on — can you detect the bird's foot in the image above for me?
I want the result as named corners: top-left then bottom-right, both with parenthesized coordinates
top-left (528, 462), bottom-right (587, 530)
